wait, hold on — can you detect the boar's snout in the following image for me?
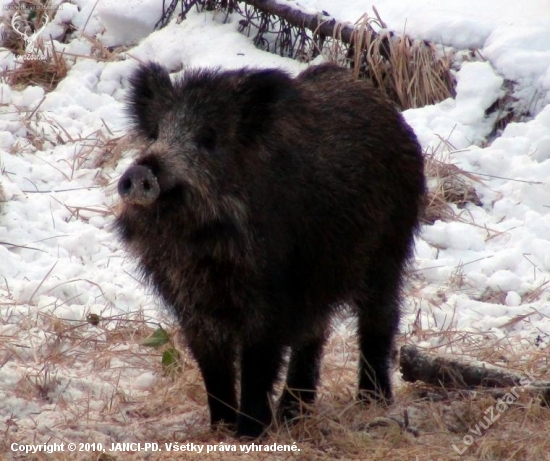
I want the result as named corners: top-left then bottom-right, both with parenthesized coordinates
top-left (118, 165), bottom-right (160, 206)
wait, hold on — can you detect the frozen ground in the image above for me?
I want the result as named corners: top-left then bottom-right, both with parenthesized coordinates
top-left (1, 0), bottom-right (550, 454)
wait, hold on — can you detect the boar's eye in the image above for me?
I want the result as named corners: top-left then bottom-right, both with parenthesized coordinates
top-left (195, 127), bottom-right (217, 151)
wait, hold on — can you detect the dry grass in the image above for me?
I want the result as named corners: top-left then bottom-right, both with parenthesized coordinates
top-left (421, 132), bottom-right (484, 226)
top-left (2, 301), bottom-right (550, 461)
top-left (1, 1), bottom-right (125, 93)
top-left (423, 150), bottom-right (483, 225)
top-left (1, 1), bottom-right (69, 91)
top-left (344, 12), bottom-right (454, 109)
top-left (4, 47), bottom-right (68, 92)
top-left (319, 11), bottom-right (455, 110)
top-left (80, 32), bottom-right (132, 62)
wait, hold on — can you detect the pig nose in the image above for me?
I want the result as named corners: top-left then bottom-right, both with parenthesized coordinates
top-left (118, 165), bottom-right (160, 206)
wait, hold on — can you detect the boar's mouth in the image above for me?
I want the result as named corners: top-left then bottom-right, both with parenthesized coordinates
top-left (118, 165), bottom-right (160, 206)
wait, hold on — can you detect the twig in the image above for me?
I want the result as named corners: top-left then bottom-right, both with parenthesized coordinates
top-left (29, 262), bottom-right (58, 304)
top-left (0, 241), bottom-right (46, 252)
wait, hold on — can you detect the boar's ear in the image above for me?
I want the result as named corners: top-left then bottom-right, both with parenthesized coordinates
top-left (236, 69), bottom-right (294, 143)
top-left (127, 63), bottom-right (173, 140)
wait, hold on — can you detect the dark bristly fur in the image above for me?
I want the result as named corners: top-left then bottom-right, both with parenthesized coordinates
top-left (115, 62), bottom-right (426, 439)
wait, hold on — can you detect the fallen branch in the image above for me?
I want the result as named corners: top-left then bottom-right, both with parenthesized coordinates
top-left (400, 344), bottom-right (550, 404)
top-left (242, 0), bottom-right (369, 45)
top-left (400, 344), bottom-right (529, 388)
top-left (156, 0), bottom-right (379, 50)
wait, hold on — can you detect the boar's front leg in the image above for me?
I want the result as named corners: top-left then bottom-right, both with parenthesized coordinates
top-left (238, 337), bottom-right (286, 438)
top-left (186, 330), bottom-right (238, 428)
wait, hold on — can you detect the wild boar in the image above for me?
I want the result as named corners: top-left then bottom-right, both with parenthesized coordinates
top-left (116, 62), bottom-right (425, 438)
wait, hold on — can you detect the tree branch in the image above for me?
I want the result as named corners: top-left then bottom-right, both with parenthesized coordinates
top-left (400, 344), bottom-right (550, 402)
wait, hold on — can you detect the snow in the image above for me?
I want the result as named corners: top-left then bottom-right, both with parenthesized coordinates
top-left (2, 0), bottom-right (550, 448)
top-left (97, 0), bottom-right (163, 47)
top-left (402, 61), bottom-right (507, 148)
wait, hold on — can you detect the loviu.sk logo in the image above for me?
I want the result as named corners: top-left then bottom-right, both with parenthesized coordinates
top-left (451, 368), bottom-right (537, 455)
top-left (11, 11), bottom-right (49, 61)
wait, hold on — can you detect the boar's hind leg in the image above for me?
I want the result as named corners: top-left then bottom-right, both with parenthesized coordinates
top-left (278, 334), bottom-right (326, 422)
top-left (238, 339), bottom-right (286, 438)
top-left (356, 260), bottom-right (402, 403)
top-left (186, 333), bottom-right (238, 428)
